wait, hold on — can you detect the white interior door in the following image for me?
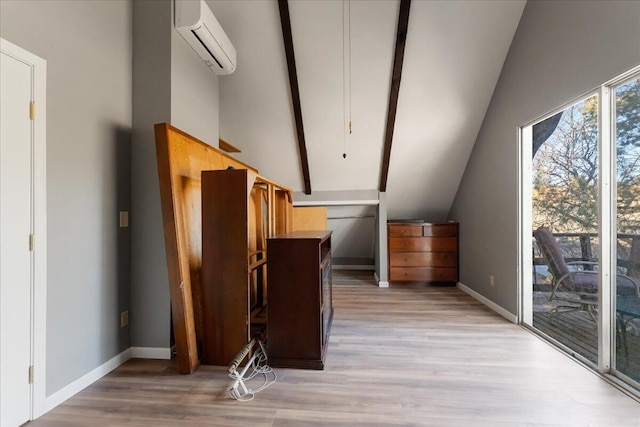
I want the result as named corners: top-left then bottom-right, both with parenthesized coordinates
top-left (0, 46), bottom-right (34, 427)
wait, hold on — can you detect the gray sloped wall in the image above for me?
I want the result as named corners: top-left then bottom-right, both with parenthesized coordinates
top-left (449, 0), bottom-right (640, 315)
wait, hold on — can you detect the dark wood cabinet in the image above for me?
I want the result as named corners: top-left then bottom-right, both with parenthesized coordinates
top-left (201, 169), bottom-right (292, 366)
top-left (388, 222), bottom-right (459, 284)
top-left (267, 230), bottom-right (333, 369)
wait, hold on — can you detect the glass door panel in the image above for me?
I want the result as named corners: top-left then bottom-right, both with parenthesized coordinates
top-left (614, 76), bottom-right (640, 382)
top-left (531, 95), bottom-right (600, 364)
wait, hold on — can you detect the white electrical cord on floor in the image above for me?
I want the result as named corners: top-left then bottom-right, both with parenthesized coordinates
top-left (228, 336), bottom-right (276, 401)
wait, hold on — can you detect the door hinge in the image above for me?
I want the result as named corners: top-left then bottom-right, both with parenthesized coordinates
top-left (29, 365), bottom-right (34, 384)
top-left (29, 234), bottom-right (35, 251)
top-left (30, 101), bottom-right (35, 120)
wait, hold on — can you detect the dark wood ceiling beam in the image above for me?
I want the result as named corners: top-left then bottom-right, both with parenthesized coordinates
top-left (278, 0), bottom-right (312, 194)
top-left (379, 0), bottom-right (411, 192)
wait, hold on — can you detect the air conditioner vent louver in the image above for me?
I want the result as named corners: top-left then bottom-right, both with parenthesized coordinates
top-left (191, 29), bottom-right (224, 69)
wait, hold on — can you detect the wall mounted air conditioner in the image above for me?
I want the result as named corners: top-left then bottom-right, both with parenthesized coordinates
top-left (175, 0), bottom-right (237, 75)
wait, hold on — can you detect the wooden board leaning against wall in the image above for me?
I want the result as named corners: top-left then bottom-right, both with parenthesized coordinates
top-left (155, 123), bottom-right (293, 374)
top-left (292, 207), bottom-right (328, 231)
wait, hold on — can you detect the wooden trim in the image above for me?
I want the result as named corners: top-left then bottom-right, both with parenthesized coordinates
top-left (219, 137), bottom-right (241, 153)
top-left (248, 257), bottom-right (267, 272)
top-left (278, 0), bottom-right (312, 194)
top-left (160, 124), bottom-right (256, 172)
top-left (255, 175), bottom-right (293, 192)
top-left (379, 0), bottom-right (411, 192)
top-left (248, 250), bottom-right (265, 258)
top-left (154, 124), bottom-right (200, 374)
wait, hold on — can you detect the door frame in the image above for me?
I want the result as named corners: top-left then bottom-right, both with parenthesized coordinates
top-left (519, 88), bottom-right (607, 372)
top-left (0, 38), bottom-right (47, 420)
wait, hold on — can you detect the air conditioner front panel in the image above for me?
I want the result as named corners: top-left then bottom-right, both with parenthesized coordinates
top-left (174, 0), bottom-right (237, 76)
top-left (192, 24), bottom-right (236, 75)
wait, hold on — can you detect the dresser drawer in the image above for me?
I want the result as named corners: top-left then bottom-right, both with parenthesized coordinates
top-left (389, 252), bottom-right (457, 267)
top-left (389, 267), bottom-right (458, 282)
top-left (388, 224), bottom-right (422, 237)
top-left (389, 237), bottom-right (457, 252)
top-left (423, 223), bottom-right (458, 237)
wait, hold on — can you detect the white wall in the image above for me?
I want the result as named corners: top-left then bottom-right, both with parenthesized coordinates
top-left (170, 16), bottom-right (220, 144)
top-left (131, 0), bottom-right (220, 351)
top-left (209, 0), bottom-right (299, 186)
top-left (0, 0), bottom-right (133, 395)
top-left (293, 190), bottom-right (380, 266)
top-left (211, 1), bottom-right (523, 225)
top-left (209, 0), bottom-right (396, 193)
top-left (327, 205), bottom-right (376, 262)
top-left (0, 0), bottom-right (221, 397)
top-left (131, 0), bottom-right (172, 350)
top-left (388, 0), bottom-right (524, 222)
top-left (450, 0), bottom-right (640, 314)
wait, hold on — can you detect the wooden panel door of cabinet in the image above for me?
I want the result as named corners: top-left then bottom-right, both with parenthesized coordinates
top-left (201, 169), bottom-right (293, 366)
top-left (201, 170), bottom-right (251, 366)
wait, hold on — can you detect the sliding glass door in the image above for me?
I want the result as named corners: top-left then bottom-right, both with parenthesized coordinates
top-left (521, 68), bottom-right (640, 391)
top-left (614, 76), bottom-right (640, 383)
top-left (529, 95), bottom-right (600, 364)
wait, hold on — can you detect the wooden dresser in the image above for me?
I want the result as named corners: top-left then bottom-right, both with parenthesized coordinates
top-left (388, 222), bottom-right (458, 284)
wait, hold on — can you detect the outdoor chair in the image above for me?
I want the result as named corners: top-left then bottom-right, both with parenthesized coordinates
top-left (533, 226), bottom-right (640, 322)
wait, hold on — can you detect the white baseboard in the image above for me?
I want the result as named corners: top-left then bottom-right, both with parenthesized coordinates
top-left (131, 347), bottom-right (172, 360)
top-left (333, 265), bottom-right (376, 271)
top-left (45, 348), bottom-right (132, 413)
top-left (40, 346), bottom-right (171, 418)
top-left (374, 272), bottom-right (389, 288)
top-left (457, 282), bottom-right (518, 323)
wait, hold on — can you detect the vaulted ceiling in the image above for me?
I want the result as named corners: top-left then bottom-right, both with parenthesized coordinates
top-left (209, 0), bottom-right (525, 220)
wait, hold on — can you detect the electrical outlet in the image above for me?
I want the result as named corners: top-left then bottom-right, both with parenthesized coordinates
top-left (489, 275), bottom-right (495, 287)
top-left (120, 310), bottom-right (129, 328)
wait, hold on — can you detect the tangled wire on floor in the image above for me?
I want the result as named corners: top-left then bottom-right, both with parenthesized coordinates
top-left (227, 335), bottom-right (277, 401)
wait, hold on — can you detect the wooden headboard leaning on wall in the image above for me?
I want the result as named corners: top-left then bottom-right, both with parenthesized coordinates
top-left (155, 123), bottom-right (267, 374)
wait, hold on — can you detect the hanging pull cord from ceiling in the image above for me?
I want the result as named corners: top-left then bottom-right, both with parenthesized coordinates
top-left (348, 0), bottom-right (352, 136)
top-left (342, 0), bottom-right (352, 159)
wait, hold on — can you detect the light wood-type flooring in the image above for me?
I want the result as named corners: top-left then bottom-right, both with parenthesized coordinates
top-left (29, 271), bottom-right (640, 426)
top-left (534, 310), bottom-right (640, 382)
